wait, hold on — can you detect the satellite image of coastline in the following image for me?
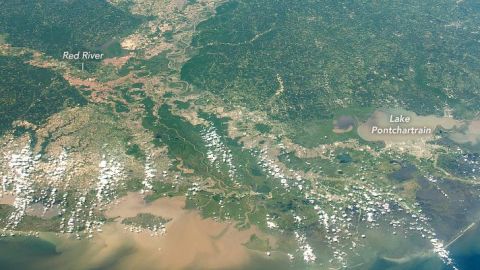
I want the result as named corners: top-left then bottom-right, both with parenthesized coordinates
top-left (0, 0), bottom-right (479, 269)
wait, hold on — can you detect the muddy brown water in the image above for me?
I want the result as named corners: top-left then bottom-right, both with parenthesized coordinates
top-left (30, 193), bottom-right (275, 270)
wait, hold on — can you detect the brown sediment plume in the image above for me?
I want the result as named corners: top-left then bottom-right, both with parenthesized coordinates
top-left (40, 193), bottom-right (272, 270)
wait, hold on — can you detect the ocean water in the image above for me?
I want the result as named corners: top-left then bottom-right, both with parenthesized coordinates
top-left (0, 237), bottom-right (293, 270)
top-left (0, 236), bottom-right (58, 270)
top-left (448, 224), bottom-right (480, 270)
top-left (0, 225), bottom-right (479, 270)
top-left (367, 224), bottom-right (480, 270)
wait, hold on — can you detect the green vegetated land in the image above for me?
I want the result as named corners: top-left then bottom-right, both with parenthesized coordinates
top-left (0, 56), bottom-right (87, 135)
top-left (118, 51), bottom-right (172, 77)
top-left (0, 0), bottom-right (143, 57)
top-left (140, 100), bottom-right (317, 229)
top-left (122, 213), bottom-right (170, 229)
top-left (181, 0), bottom-right (480, 123)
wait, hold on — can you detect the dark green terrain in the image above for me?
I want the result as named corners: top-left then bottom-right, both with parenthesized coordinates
top-left (0, 56), bottom-right (86, 135)
top-left (182, 0), bottom-right (480, 122)
top-left (0, 0), bottom-right (142, 57)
